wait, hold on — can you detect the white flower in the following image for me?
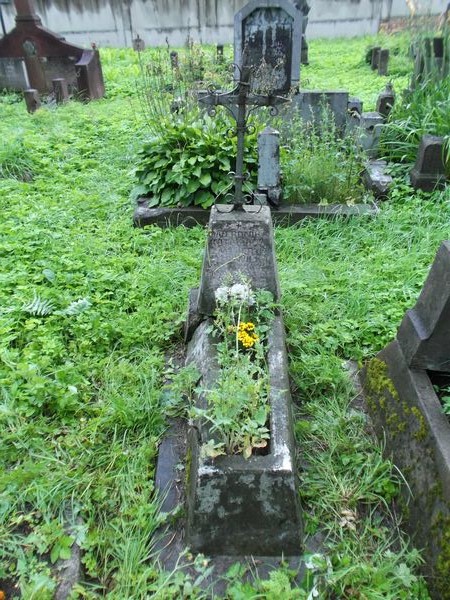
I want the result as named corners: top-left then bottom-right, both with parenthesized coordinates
top-left (229, 283), bottom-right (255, 305)
top-left (214, 286), bottom-right (230, 303)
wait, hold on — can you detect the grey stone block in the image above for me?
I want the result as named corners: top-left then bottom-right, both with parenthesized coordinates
top-left (362, 160), bottom-right (392, 199)
top-left (375, 83), bottom-right (395, 118)
top-left (410, 134), bottom-right (447, 192)
top-left (290, 90), bottom-right (349, 130)
top-left (377, 49), bottom-right (389, 76)
top-left (358, 111), bottom-right (384, 158)
top-left (197, 205), bottom-right (280, 316)
top-left (185, 317), bottom-right (303, 555)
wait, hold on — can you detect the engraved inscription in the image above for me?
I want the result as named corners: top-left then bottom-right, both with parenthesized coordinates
top-left (198, 211), bottom-right (280, 315)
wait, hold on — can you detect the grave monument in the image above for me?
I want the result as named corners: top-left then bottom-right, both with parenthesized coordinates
top-left (0, 0), bottom-right (104, 100)
top-left (156, 8), bottom-right (303, 557)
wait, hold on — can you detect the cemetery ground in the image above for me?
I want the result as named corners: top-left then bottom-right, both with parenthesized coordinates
top-left (1, 33), bottom-right (449, 598)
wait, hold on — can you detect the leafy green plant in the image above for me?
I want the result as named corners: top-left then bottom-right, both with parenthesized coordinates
top-left (191, 283), bottom-right (276, 459)
top-left (280, 104), bottom-right (369, 205)
top-left (131, 113), bottom-right (258, 208)
top-left (381, 74), bottom-right (450, 169)
top-left (0, 138), bottom-right (35, 182)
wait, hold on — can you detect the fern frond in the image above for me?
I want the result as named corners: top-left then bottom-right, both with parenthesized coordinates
top-left (57, 298), bottom-right (92, 316)
top-left (22, 294), bottom-right (54, 317)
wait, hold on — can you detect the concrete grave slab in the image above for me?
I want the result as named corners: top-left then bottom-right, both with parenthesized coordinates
top-left (133, 200), bottom-right (378, 228)
top-left (185, 317), bottom-right (303, 555)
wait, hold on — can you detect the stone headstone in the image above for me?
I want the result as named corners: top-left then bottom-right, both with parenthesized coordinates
top-left (291, 90), bottom-right (349, 130)
top-left (0, 57), bottom-right (28, 90)
top-left (216, 44), bottom-right (224, 62)
top-left (358, 111), bottom-right (384, 158)
top-left (170, 51), bottom-right (179, 70)
top-left (257, 126), bottom-right (281, 206)
top-left (23, 87), bottom-right (40, 113)
top-left (376, 82), bottom-right (395, 118)
top-left (348, 97), bottom-right (363, 115)
top-left (234, 0), bottom-right (302, 94)
top-left (132, 35), bottom-right (146, 52)
top-left (410, 135), bottom-right (447, 192)
top-left (0, 0), bottom-right (104, 99)
top-left (370, 46), bottom-right (381, 70)
top-left (197, 205), bottom-right (280, 316)
top-left (52, 77), bottom-right (68, 104)
top-left (378, 49), bottom-right (389, 76)
top-left (397, 242), bottom-right (450, 372)
top-left (293, 0), bottom-right (310, 65)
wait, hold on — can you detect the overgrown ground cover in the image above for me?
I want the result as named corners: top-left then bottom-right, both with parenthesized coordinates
top-left (0, 34), bottom-right (449, 598)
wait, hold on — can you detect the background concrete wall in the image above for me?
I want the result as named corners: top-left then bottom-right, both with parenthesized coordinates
top-left (1, 0), bottom-right (447, 48)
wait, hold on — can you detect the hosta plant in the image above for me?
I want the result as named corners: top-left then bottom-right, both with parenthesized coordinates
top-left (131, 112), bottom-right (258, 209)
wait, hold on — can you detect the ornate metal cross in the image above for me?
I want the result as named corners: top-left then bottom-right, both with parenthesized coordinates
top-left (198, 65), bottom-right (288, 210)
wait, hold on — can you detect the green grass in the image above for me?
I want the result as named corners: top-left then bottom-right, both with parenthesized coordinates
top-left (0, 34), bottom-right (447, 597)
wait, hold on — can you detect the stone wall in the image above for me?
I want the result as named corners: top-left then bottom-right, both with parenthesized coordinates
top-left (1, 0), bottom-right (447, 47)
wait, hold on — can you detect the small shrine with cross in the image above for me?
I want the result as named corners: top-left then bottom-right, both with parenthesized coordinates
top-left (0, 0), bottom-right (104, 100)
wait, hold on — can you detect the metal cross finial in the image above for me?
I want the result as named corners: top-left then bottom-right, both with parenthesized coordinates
top-left (198, 63), bottom-right (288, 210)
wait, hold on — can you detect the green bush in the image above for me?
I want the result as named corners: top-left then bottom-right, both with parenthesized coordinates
top-left (280, 107), bottom-right (368, 205)
top-left (132, 113), bottom-right (258, 209)
top-left (380, 77), bottom-right (450, 169)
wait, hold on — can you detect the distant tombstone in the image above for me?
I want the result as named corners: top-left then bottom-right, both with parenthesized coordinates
top-left (234, 0), bottom-right (302, 94)
top-left (410, 135), bottom-right (447, 192)
top-left (0, 0), bottom-right (104, 99)
top-left (197, 206), bottom-right (280, 316)
top-left (358, 111), bottom-right (384, 158)
top-left (170, 51), bottom-right (179, 70)
top-left (292, 90), bottom-right (349, 130)
top-left (0, 57), bottom-right (28, 89)
top-left (378, 49), bottom-right (389, 76)
top-left (293, 0), bottom-right (310, 65)
top-left (52, 77), bottom-right (68, 104)
top-left (397, 241), bottom-right (450, 372)
top-left (370, 46), bottom-right (381, 70)
top-left (132, 35), bottom-right (146, 52)
top-left (23, 87), bottom-right (40, 113)
top-left (216, 44), bottom-right (224, 62)
top-left (376, 82), bottom-right (395, 118)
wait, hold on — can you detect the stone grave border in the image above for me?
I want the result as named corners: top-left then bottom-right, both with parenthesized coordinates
top-left (361, 346), bottom-right (450, 599)
top-left (133, 200), bottom-right (378, 228)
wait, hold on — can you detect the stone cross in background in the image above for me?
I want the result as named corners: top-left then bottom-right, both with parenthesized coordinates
top-left (198, 65), bottom-right (287, 210)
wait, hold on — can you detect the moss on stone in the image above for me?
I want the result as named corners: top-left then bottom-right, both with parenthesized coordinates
top-left (411, 406), bottom-right (428, 442)
top-left (366, 358), bottom-right (399, 401)
top-left (432, 513), bottom-right (450, 599)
